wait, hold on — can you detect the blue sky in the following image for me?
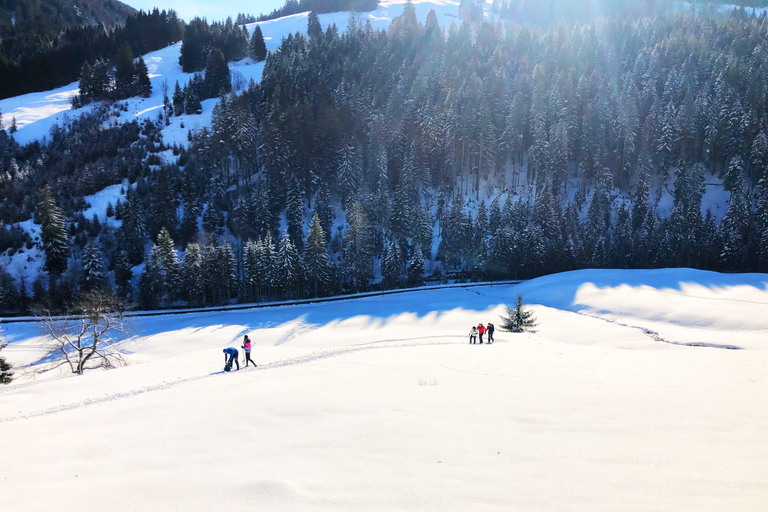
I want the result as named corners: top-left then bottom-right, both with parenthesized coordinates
top-left (123, 0), bottom-right (288, 22)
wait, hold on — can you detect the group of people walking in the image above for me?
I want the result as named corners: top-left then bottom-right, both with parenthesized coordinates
top-left (222, 335), bottom-right (257, 371)
top-left (469, 323), bottom-right (494, 344)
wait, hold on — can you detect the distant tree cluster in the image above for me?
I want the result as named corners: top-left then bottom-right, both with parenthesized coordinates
top-left (257, 0), bottom-right (380, 22)
top-left (73, 43), bottom-right (152, 107)
top-left (178, 17), bottom-right (250, 73)
top-left (0, 9), bottom-right (184, 99)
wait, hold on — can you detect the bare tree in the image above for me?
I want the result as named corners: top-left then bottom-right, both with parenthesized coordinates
top-left (36, 291), bottom-right (128, 375)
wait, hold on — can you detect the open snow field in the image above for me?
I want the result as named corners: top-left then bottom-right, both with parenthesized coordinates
top-left (1, 268), bottom-right (767, 511)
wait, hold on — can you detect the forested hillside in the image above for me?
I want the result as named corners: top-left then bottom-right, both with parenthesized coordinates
top-left (1, 2), bottom-right (768, 314)
top-left (0, 3), bottom-right (183, 98)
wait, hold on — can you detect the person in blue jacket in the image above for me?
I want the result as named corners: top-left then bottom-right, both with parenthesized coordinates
top-left (223, 347), bottom-right (239, 371)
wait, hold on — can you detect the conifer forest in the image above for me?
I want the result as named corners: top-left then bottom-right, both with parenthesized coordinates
top-left (1, 0), bottom-right (768, 314)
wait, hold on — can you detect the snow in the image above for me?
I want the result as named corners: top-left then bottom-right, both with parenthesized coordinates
top-left (1, 268), bottom-right (767, 511)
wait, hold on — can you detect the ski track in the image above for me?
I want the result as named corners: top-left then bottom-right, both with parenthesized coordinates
top-left (0, 337), bottom-right (467, 423)
top-left (577, 311), bottom-right (744, 350)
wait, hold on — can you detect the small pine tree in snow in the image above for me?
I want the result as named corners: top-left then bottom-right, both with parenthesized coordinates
top-left (81, 238), bottom-right (107, 291)
top-left (304, 214), bottom-right (332, 297)
top-left (0, 324), bottom-right (13, 385)
top-left (500, 294), bottom-right (537, 333)
top-left (278, 231), bottom-right (301, 298)
top-left (250, 25), bottom-right (267, 62)
top-left (36, 185), bottom-right (69, 276)
top-left (406, 245), bottom-right (425, 287)
top-left (181, 243), bottom-right (205, 306)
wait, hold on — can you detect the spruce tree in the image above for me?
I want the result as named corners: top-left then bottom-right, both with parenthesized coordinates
top-left (406, 245), bottom-right (425, 287)
top-left (278, 231), bottom-right (301, 298)
top-left (304, 214), bottom-right (331, 297)
top-left (342, 202), bottom-right (372, 293)
top-left (286, 177), bottom-right (305, 254)
top-left (139, 246), bottom-right (164, 310)
top-left (81, 238), bottom-right (107, 291)
top-left (181, 243), bottom-right (205, 306)
top-left (500, 294), bottom-right (537, 333)
top-left (115, 43), bottom-right (136, 99)
top-left (113, 250), bottom-right (133, 300)
top-left (382, 239), bottom-right (403, 288)
top-left (36, 186), bottom-right (69, 276)
top-left (205, 47), bottom-right (231, 97)
top-left (156, 228), bottom-right (180, 304)
top-left (250, 25), bottom-right (267, 62)
top-left (307, 12), bottom-right (323, 42)
top-left (136, 58), bottom-right (152, 98)
top-left (0, 324), bottom-right (12, 385)
top-left (120, 188), bottom-right (146, 265)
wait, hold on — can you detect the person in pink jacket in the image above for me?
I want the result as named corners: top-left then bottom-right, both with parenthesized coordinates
top-left (241, 335), bottom-right (256, 367)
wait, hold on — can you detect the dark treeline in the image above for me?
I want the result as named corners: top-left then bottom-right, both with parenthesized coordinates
top-left (257, 0), bottom-right (380, 22)
top-left (2, 4), bottom-right (768, 314)
top-left (0, 8), bottom-right (184, 99)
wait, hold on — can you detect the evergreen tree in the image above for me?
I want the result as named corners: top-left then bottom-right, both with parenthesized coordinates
top-left (278, 231), bottom-right (301, 298)
top-left (304, 213), bottom-right (332, 297)
top-left (406, 245), bottom-right (425, 287)
top-left (314, 183), bottom-right (334, 242)
top-left (342, 202), bottom-right (372, 293)
top-left (181, 243), bottom-right (205, 306)
top-left (286, 177), bottom-right (305, 254)
top-left (115, 43), bottom-right (136, 99)
top-left (136, 58), bottom-right (152, 98)
top-left (172, 81), bottom-right (184, 116)
top-left (113, 250), bottom-right (133, 300)
top-left (36, 186), bottom-right (69, 276)
top-left (81, 238), bottom-right (107, 291)
top-left (139, 246), bottom-right (164, 310)
top-left (0, 324), bottom-right (12, 385)
top-left (156, 228), bottom-right (180, 304)
top-left (205, 47), bottom-right (231, 97)
top-left (250, 25), bottom-right (267, 62)
top-left (307, 12), bottom-right (323, 42)
top-left (500, 294), bottom-right (537, 333)
top-left (119, 188), bottom-right (146, 265)
top-left (382, 239), bottom-right (403, 288)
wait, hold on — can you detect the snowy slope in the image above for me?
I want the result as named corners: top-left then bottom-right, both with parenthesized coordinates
top-left (1, 269), bottom-right (767, 511)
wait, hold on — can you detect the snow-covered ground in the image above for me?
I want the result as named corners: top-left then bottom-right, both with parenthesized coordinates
top-left (1, 268), bottom-right (767, 511)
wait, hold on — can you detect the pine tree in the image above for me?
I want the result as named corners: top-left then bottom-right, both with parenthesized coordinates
top-left (0, 324), bottom-right (12, 385)
top-left (338, 143), bottom-right (362, 210)
top-left (342, 202), bottom-right (372, 293)
top-left (136, 57), bottom-right (152, 98)
top-left (250, 25), bottom-right (267, 62)
top-left (172, 81), bottom-right (184, 116)
top-left (314, 183), bottom-right (334, 242)
top-left (304, 214), bottom-right (331, 297)
top-left (307, 11), bottom-right (323, 42)
top-left (115, 43), bottom-right (136, 99)
top-left (156, 228), bottom-right (180, 304)
top-left (113, 250), bottom-right (133, 300)
top-left (500, 294), bottom-right (537, 333)
top-left (286, 177), bottom-right (305, 254)
top-left (205, 47), bottom-right (231, 97)
top-left (36, 186), bottom-right (69, 276)
top-left (119, 188), bottom-right (146, 265)
top-left (139, 246), bottom-right (164, 310)
top-left (181, 243), bottom-right (205, 306)
top-left (382, 239), bottom-right (403, 288)
top-left (406, 245), bottom-right (425, 287)
top-left (278, 231), bottom-right (301, 298)
top-left (81, 238), bottom-right (107, 291)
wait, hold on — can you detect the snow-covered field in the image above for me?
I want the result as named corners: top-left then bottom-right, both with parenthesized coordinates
top-left (1, 268), bottom-right (767, 511)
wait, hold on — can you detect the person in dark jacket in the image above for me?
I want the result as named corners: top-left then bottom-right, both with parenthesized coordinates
top-left (241, 335), bottom-right (256, 367)
top-left (486, 322), bottom-right (495, 343)
top-left (223, 347), bottom-right (239, 371)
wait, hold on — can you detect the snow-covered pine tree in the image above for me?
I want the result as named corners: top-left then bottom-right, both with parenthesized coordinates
top-left (250, 25), bottom-right (267, 62)
top-left (342, 202), bottom-right (372, 293)
top-left (156, 228), bottom-right (180, 304)
top-left (278, 231), bottom-right (301, 298)
top-left (304, 213), bottom-right (332, 297)
top-left (307, 11), bottom-right (322, 42)
top-left (406, 245), bottom-right (425, 287)
top-left (286, 177), bottom-right (305, 254)
top-left (500, 293), bottom-right (537, 333)
top-left (0, 329), bottom-right (12, 384)
top-left (181, 242), bottom-right (204, 306)
top-left (139, 245), bottom-right (164, 310)
top-left (81, 238), bottom-right (107, 291)
top-left (338, 143), bottom-right (363, 211)
top-left (381, 239), bottom-right (403, 288)
top-left (720, 170), bottom-right (750, 270)
top-left (36, 186), bottom-right (69, 276)
top-left (119, 188), bottom-right (146, 265)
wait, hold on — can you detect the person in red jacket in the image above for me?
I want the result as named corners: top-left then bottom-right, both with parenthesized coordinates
top-left (477, 323), bottom-right (486, 344)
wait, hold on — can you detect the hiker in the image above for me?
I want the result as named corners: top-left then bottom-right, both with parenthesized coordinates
top-left (487, 322), bottom-right (495, 343)
top-left (223, 347), bottom-right (239, 371)
top-left (469, 326), bottom-right (478, 344)
top-left (242, 335), bottom-right (256, 367)
top-left (478, 323), bottom-right (486, 344)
